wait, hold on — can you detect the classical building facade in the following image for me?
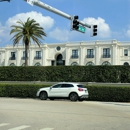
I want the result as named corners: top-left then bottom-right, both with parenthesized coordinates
top-left (0, 39), bottom-right (130, 66)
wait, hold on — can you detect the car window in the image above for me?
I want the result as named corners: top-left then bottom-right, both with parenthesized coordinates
top-left (52, 84), bottom-right (62, 88)
top-left (61, 84), bottom-right (74, 88)
top-left (77, 85), bottom-right (85, 88)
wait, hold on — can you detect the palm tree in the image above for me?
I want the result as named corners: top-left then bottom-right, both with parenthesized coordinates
top-left (10, 17), bottom-right (47, 66)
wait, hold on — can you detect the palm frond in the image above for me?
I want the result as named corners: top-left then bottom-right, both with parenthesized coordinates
top-left (10, 17), bottom-right (47, 47)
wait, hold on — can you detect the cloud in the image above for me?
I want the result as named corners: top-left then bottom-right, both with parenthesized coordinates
top-left (6, 11), bottom-right (54, 30)
top-left (82, 17), bottom-right (111, 38)
top-left (0, 11), bottom-right (54, 46)
top-left (49, 27), bottom-right (70, 41)
top-left (126, 26), bottom-right (130, 37)
top-left (49, 17), bottom-right (111, 42)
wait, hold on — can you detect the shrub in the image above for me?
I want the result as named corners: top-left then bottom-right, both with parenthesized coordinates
top-left (0, 84), bottom-right (130, 102)
top-left (86, 85), bottom-right (130, 102)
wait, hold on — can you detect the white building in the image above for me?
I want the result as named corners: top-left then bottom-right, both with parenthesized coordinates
top-left (0, 39), bottom-right (130, 66)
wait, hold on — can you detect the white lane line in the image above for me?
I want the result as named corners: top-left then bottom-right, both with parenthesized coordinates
top-left (0, 123), bottom-right (10, 127)
top-left (8, 125), bottom-right (30, 130)
top-left (40, 128), bottom-right (54, 130)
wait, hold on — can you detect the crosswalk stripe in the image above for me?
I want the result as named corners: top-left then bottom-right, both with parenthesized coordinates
top-left (40, 128), bottom-right (54, 130)
top-left (0, 123), bottom-right (10, 127)
top-left (8, 125), bottom-right (30, 130)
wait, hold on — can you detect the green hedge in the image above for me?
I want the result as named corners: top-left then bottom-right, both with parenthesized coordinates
top-left (0, 84), bottom-right (50, 98)
top-left (0, 66), bottom-right (124, 82)
top-left (0, 84), bottom-right (130, 102)
top-left (87, 85), bottom-right (130, 102)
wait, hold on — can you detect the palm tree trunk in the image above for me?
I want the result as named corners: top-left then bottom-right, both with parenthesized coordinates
top-left (25, 40), bottom-right (29, 66)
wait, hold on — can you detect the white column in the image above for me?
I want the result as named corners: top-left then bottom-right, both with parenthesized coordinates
top-left (80, 47), bottom-right (83, 65)
top-left (0, 52), bottom-right (3, 66)
top-left (112, 45), bottom-right (116, 65)
top-left (4, 49), bottom-right (9, 66)
top-left (42, 47), bottom-right (47, 66)
top-left (2, 51), bottom-right (5, 66)
top-left (115, 45), bottom-right (117, 65)
top-left (95, 46), bottom-right (99, 65)
top-left (16, 49), bottom-right (20, 66)
top-left (65, 47), bottom-right (70, 65)
top-left (42, 48), bottom-right (44, 66)
top-left (29, 49), bottom-right (33, 66)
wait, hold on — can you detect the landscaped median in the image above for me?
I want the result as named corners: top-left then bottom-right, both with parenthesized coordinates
top-left (0, 84), bottom-right (130, 102)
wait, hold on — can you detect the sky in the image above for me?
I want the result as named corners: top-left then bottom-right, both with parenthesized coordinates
top-left (0, 0), bottom-right (130, 47)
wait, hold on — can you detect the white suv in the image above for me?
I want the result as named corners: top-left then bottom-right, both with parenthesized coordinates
top-left (36, 82), bottom-right (89, 101)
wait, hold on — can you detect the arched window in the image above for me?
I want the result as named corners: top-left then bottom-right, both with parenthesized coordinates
top-left (124, 62), bottom-right (129, 66)
top-left (102, 61), bottom-right (111, 66)
top-left (71, 62), bottom-right (78, 66)
top-left (9, 63), bottom-right (15, 66)
top-left (35, 62), bottom-right (41, 66)
top-left (86, 62), bottom-right (94, 66)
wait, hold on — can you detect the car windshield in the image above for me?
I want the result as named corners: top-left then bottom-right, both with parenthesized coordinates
top-left (77, 85), bottom-right (85, 88)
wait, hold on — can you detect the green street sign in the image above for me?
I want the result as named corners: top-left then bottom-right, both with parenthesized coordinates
top-left (78, 25), bottom-right (86, 33)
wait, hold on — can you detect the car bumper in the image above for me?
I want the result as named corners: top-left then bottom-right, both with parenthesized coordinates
top-left (80, 95), bottom-right (89, 99)
top-left (36, 91), bottom-right (40, 97)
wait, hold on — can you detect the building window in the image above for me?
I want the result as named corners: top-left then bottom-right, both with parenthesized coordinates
top-left (102, 61), bottom-right (111, 66)
top-left (124, 49), bottom-right (128, 56)
top-left (124, 62), bottom-right (129, 66)
top-left (71, 50), bottom-right (78, 58)
top-left (34, 62), bottom-right (41, 66)
top-left (10, 52), bottom-right (16, 60)
top-left (71, 62), bottom-right (78, 66)
top-left (35, 51), bottom-right (41, 59)
top-left (87, 49), bottom-right (94, 58)
top-left (103, 48), bottom-right (110, 58)
top-left (21, 51), bottom-right (25, 60)
top-left (9, 63), bottom-right (15, 66)
top-left (23, 51), bottom-right (25, 57)
top-left (86, 62), bottom-right (94, 66)
top-left (56, 46), bottom-right (61, 51)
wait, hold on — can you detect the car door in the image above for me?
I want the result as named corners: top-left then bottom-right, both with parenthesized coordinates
top-left (59, 84), bottom-right (73, 97)
top-left (48, 84), bottom-right (62, 97)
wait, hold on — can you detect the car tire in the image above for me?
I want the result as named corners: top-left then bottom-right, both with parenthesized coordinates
top-left (39, 91), bottom-right (48, 100)
top-left (69, 93), bottom-right (78, 102)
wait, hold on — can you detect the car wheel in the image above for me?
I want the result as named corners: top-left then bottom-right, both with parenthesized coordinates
top-left (39, 91), bottom-right (48, 100)
top-left (69, 93), bottom-right (78, 102)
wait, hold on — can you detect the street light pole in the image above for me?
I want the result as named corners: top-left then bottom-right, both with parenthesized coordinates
top-left (0, 0), bottom-right (10, 2)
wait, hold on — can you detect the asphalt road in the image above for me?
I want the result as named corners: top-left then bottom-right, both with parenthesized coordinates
top-left (0, 98), bottom-right (130, 130)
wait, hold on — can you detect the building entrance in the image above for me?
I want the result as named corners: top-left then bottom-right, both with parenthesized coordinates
top-left (51, 54), bottom-right (65, 66)
top-left (56, 54), bottom-right (65, 66)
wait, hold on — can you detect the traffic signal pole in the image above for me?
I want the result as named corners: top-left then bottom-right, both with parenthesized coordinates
top-left (0, 0), bottom-right (10, 2)
top-left (24, 0), bottom-right (91, 29)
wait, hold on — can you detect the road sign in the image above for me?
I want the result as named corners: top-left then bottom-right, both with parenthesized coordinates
top-left (78, 25), bottom-right (86, 33)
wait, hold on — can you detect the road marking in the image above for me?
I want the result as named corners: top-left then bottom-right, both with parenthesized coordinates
top-left (0, 123), bottom-right (10, 127)
top-left (8, 125), bottom-right (30, 130)
top-left (40, 128), bottom-right (54, 130)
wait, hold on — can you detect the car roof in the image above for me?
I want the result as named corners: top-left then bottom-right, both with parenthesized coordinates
top-left (57, 82), bottom-right (81, 85)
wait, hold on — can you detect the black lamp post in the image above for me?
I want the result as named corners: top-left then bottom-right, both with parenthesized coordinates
top-left (0, 0), bottom-right (10, 2)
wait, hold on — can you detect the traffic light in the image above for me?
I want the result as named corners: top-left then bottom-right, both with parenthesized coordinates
top-left (91, 25), bottom-right (97, 36)
top-left (72, 16), bottom-right (79, 30)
